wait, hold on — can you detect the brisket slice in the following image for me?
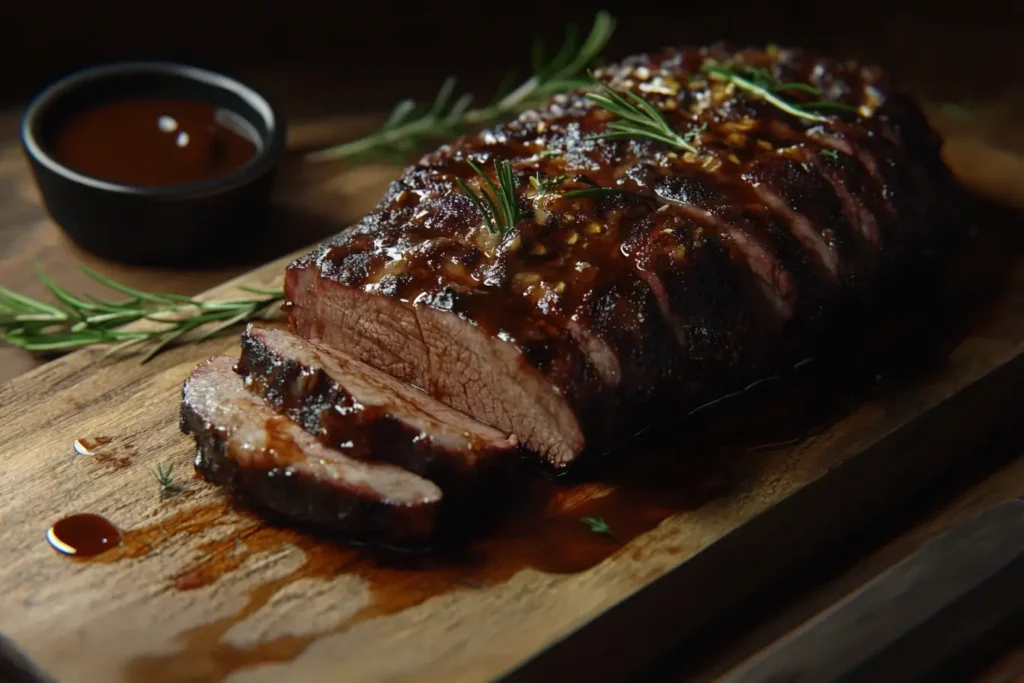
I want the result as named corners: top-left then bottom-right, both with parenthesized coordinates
top-left (285, 44), bottom-right (964, 470)
top-left (180, 355), bottom-right (442, 545)
top-left (235, 323), bottom-right (519, 494)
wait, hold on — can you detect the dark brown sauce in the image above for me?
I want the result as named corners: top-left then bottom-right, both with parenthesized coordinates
top-left (116, 348), bottom-right (874, 683)
top-left (46, 513), bottom-right (122, 557)
top-left (114, 210), bottom-right (1017, 681)
top-left (73, 436), bottom-right (111, 455)
top-left (50, 98), bottom-right (259, 187)
top-left (73, 435), bottom-right (136, 468)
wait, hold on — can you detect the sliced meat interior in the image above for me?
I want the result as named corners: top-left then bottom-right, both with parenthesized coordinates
top-left (235, 323), bottom-right (520, 494)
top-left (180, 355), bottom-right (443, 546)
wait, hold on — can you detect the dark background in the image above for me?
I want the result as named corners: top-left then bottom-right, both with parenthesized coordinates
top-left (3, 1), bottom-right (1021, 113)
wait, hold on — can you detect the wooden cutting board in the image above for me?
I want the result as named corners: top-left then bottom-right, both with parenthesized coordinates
top-left (0, 104), bottom-right (1023, 683)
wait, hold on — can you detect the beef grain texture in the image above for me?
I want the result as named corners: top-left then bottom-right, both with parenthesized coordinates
top-left (236, 323), bottom-right (520, 496)
top-left (285, 43), bottom-right (965, 470)
top-left (181, 355), bottom-right (443, 545)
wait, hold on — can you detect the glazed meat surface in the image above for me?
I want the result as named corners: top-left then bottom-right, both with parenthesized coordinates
top-left (236, 323), bottom-right (519, 492)
top-left (181, 355), bottom-right (443, 544)
top-left (285, 44), bottom-right (961, 469)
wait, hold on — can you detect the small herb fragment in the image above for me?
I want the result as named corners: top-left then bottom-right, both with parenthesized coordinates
top-left (701, 63), bottom-right (858, 123)
top-left (820, 148), bottom-right (839, 160)
top-left (457, 159), bottom-right (531, 236)
top-left (529, 173), bottom-right (569, 196)
top-left (153, 462), bottom-right (179, 496)
top-left (585, 73), bottom-right (700, 153)
top-left (0, 265), bottom-right (284, 363)
top-left (580, 516), bottom-right (616, 538)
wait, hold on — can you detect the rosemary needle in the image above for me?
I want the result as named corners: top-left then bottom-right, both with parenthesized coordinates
top-left (305, 11), bottom-right (616, 164)
top-left (153, 462), bottom-right (175, 489)
top-left (579, 516), bottom-right (616, 538)
top-left (585, 73), bottom-right (700, 154)
top-left (0, 265), bottom-right (284, 363)
top-left (457, 159), bottom-right (531, 235)
top-left (701, 64), bottom-right (858, 123)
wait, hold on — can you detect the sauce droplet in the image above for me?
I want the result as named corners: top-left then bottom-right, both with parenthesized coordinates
top-left (46, 514), bottom-right (122, 557)
top-left (73, 436), bottom-right (111, 456)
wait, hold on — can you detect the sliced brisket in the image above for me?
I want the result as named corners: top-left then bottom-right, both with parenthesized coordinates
top-left (235, 323), bottom-right (519, 493)
top-left (285, 44), bottom-right (963, 470)
top-left (180, 355), bottom-right (443, 545)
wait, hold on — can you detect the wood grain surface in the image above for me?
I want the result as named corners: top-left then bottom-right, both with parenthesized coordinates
top-left (0, 86), bottom-right (1022, 683)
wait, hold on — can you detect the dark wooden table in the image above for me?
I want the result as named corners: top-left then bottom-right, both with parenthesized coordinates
top-left (1, 46), bottom-right (1022, 681)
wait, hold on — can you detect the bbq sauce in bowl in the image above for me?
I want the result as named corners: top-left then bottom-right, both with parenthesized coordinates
top-left (50, 98), bottom-right (260, 187)
top-left (21, 62), bottom-right (286, 266)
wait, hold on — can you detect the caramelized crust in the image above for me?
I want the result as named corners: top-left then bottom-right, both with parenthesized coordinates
top-left (286, 44), bottom-right (962, 468)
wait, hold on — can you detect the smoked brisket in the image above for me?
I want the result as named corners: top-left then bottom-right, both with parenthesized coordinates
top-left (285, 44), bottom-right (962, 468)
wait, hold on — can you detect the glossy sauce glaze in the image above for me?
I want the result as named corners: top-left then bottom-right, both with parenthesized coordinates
top-left (80, 188), bottom-right (1007, 683)
top-left (55, 229), bottom-right (1003, 680)
top-left (286, 43), bottom-right (961, 466)
top-left (304, 45), bottom-right (941, 355)
top-left (50, 98), bottom-right (259, 187)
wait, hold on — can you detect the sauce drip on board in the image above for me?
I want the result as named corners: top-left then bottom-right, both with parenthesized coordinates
top-left (46, 513), bottom-right (122, 557)
top-left (49, 98), bottom-right (259, 187)
top-left (73, 436), bottom-right (111, 455)
top-left (116, 336), bottom-right (922, 683)
top-left (73, 435), bottom-right (136, 468)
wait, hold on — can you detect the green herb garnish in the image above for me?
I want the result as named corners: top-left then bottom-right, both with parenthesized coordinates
top-left (153, 462), bottom-right (178, 496)
top-left (529, 173), bottom-right (569, 196)
top-left (0, 265), bottom-right (283, 363)
top-left (306, 11), bottom-right (616, 164)
top-left (820, 148), bottom-right (839, 160)
top-left (457, 159), bottom-right (531, 236)
top-left (701, 63), bottom-right (858, 123)
top-left (580, 516), bottom-right (616, 538)
top-left (585, 73), bottom-right (700, 153)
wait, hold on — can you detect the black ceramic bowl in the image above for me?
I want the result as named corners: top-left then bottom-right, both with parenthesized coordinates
top-left (20, 62), bottom-right (287, 266)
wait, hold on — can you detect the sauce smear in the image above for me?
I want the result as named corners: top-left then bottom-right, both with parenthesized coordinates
top-left (46, 513), bottom-right (122, 557)
top-left (73, 436), bottom-right (111, 456)
top-left (50, 98), bottom-right (259, 187)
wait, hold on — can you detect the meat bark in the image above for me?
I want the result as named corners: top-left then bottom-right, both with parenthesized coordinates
top-left (235, 323), bottom-right (520, 494)
top-left (285, 44), bottom-right (963, 469)
top-left (181, 355), bottom-right (443, 545)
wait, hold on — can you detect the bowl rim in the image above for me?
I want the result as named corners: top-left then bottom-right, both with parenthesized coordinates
top-left (20, 61), bottom-right (287, 199)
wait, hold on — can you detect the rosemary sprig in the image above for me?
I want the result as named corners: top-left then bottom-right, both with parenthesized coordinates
top-left (0, 265), bottom-right (284, 363)
top-left (579, 516), bottom-right (616, 538)
top-left (305, 11), bottom-right (616, 164)
top-left (457, 159), bottom-right (531, 235)
top-left (585, 73), bottom-right (699, 153)
top-left (701, 63), bottom-right (858, 123)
